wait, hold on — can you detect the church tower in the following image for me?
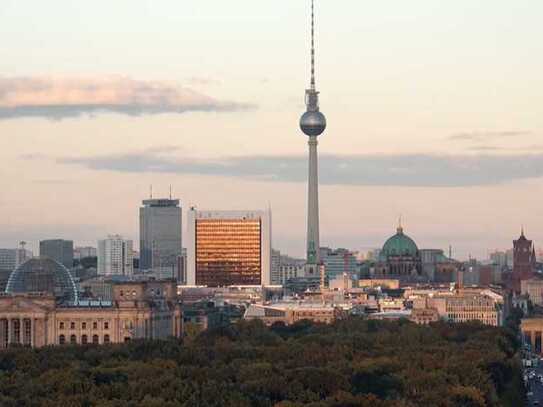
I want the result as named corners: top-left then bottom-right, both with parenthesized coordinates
top-left (512, 228), bottom-right (536, 294)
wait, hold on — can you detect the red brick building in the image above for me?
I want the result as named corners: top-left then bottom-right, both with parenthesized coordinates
top-left (511, 229), bottom-right (536, 294)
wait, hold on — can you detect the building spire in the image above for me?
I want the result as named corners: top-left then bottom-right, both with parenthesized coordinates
top-left (521, 224), bottom-right (525, 237)
top-left (397, 215), bottom-right (403, 234)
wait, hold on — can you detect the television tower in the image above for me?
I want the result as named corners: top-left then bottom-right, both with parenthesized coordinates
top-left (300, 0), bottom-right (326, 270)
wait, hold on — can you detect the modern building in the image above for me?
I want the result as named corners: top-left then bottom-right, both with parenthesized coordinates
top-left (271, 249), bottom-right (281, 285)
top-left (97, 235), bottom-right (133, 277)
top-left (299, 0), bottom-right (326, 275)
top-left (320, 248), bottom-right (357, 279)
top-left (139, 198), bottom-right (182, 274)
top-left (1, 260), bottom-right (182, 348)
top-left (74, 247), bottom-right (97, 260)
top-left (186, 209), bottom-right (272, 287)
top-left (39, 239), bottom-right (74, 269)
top-left (511, 229), bottom-right (536, 294)
top-left (0, 248), bottom-right (32, 272)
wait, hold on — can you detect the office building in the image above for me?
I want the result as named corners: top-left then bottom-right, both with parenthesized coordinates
top-left (139, 198), bottom-right (182, 273)
top-left (39, 239), bottom-right (74, 269)
top-left (320, 248), bottom-right (357, 279)
top-left (97, 235), bottom-right (133, 277)
top-left (271, 249), bottom-right (281, 285)
top-left (0, 248), bottom-right (32, 271)
top-left (186, 209), bottom-right (271, 287)
top-left (74, 247), bottom-right (97, 259)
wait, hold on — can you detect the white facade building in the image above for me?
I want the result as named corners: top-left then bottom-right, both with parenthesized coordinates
top-left (97, 235), bottom-right (133, 277)
top-left (186, 209), bottom-right (272, 287)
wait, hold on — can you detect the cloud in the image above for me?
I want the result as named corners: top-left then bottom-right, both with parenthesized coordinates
top-left (54, 149), bottom-right (543, 187)
top-left (448, 131), bottom-right (531, 142)
top-left (0, 76), bottom-right (253, 120)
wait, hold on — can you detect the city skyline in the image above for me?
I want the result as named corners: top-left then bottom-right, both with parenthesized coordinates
top-left (2, 1), bottom-right (543, 259)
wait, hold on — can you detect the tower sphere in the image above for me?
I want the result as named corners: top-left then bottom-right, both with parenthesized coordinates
top-left (300, 110), bottom-right (326, 137)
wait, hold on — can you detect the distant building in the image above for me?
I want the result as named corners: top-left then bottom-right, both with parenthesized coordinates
top-left (410, 308), bottom-right (440, 325)
top-left (244, 303), bottom-right (341, 326)
top-left (511, 230), bottom-right (536, 294)
top-left (40, 239), bottom-right (74, 269)
top-left (521, 278), bottom-right (543, 306)
top-left (186, 209), bottom-right (271, 287)
top-left (0, 248), bottom-right (32, 271)
top-left (375, 222), bottom-right (422, 282)
top-left (320, 248), bottom-right (357, 279)
top-left (97, 235), bottom-right (133, 277)
top-left (139, 198), bottom-right (182, 273)
top-left (74, 247), bottom-right (97, 260)
top-left (359, 279), bottom-right (400, 290)
top-left (271, 249), bottom-right (281, 285)
top-left (489, 250), bottom-right (513, 268)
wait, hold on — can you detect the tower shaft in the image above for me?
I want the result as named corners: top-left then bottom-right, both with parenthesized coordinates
top-left (307, 136), bottom-right (320, 264)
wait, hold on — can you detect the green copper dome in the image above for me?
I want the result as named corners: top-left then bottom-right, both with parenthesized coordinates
top-left (380, 226), bottom-right (419, 260)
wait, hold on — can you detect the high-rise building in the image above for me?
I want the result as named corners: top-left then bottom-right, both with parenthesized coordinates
top-left (74, 246), bottom-right (97, 260)
top-left (139, 198), bottom-right (182, 273)
top-left (39, 239), bottom-right (74, 269)
top-left (511, 229), bottom-right (536, 294)
top-left (186, 209), bottom-right (272, 287)
top-left (299, 0), bottom-right (326, 274)
top-left (271, 249), bottom-right (281, 285)
top-left (0, 248), bottom-right (32, 271)
top-left (97, 235), bottom-right (133, 277)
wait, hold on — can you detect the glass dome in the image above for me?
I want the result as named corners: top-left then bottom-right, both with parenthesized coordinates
top-left (5, 257), bottom-right (78, 304)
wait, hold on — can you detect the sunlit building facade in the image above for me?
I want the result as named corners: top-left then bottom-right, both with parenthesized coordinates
top-left (186, 210), bottom-right (271, 287)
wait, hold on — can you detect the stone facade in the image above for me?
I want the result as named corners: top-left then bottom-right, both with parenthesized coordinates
top-left (0, 281), bottom-right (182, 349)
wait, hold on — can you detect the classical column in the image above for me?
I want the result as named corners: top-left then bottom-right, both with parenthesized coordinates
top-left (0, 319), bottom-right (6, 349)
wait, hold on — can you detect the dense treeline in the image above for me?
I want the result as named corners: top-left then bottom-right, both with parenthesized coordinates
top-left (0, 318), bottom-right (524, 406)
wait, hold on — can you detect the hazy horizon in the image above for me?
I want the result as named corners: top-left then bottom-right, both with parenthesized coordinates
top-left (2, 0), bottom-right (543, 260)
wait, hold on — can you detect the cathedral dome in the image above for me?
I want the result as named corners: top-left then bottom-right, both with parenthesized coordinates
top-left (380, 226), bottom-right (419, 260)
top-left (5, 257), bottom-right (78, 304)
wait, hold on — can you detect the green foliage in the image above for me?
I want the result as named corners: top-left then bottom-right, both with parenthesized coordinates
top-left (0, 318), bottom-right (523, 406)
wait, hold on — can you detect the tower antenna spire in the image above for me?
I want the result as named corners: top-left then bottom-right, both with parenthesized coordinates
top-left (310, 0), bottom-right (316, 90)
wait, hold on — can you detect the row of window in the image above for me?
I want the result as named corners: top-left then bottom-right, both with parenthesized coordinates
top-left (59, 334), bottom-right (109, 345)
top-left (59, 321), bottom-right (109, 330)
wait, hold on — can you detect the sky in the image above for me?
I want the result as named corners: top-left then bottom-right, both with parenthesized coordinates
top-left (2, 0), bottom-right (543, 259)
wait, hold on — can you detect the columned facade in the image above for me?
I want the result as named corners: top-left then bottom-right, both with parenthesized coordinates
top-left (521, 318), bottom-right (543, 354)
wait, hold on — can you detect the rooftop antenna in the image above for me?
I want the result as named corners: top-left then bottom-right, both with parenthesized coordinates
top-left (310, 0), bottom-right (316, 91)
top-left (169, 185), bottom-right (172, 200)
top-left (150, 185), bottom-right (153, 199)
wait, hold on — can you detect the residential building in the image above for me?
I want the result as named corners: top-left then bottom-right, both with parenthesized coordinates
top-left (40, 239), bottom-right (74, 269)
top-left (97, 235), bottom-right (133, 277)
top-left (139, 198), bottom-right (182, 273)
top-left (186, 209), bottom-right (272, 287)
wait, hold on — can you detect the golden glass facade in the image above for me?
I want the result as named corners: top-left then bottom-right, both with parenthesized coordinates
top-left (195, 219), bottom-right (262, 286)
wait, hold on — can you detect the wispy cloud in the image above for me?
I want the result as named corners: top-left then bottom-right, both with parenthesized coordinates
top-left (50, 149), bottom-right (543, 187)
top-left (0, 76), bottom-right (253, 120)
top-left (448, 130), bottom-right (531, 142)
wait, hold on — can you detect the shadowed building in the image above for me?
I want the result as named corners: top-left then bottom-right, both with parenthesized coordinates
top-left (40, 239), bottom-right (74, 269)
top-left (511, 229), bottom-right (536, 294)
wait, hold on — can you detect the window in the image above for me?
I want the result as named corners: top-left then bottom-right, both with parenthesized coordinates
top-left (104, 322), bottom-right (109, 330)
top-left (59, 322), bottom-right (65, 330)
top-left (70, 322), bottom-right (75, 330)
top-left (93, 322), bottom-right (98, 330)
top-left (81, 335), bottom-right (88, 345)
top-left (59, 335), bottom-right (65, 344)
top-left (103, 334), bottom-right (110, 344)
top-left (82, 322), bottom-right (87, 330)
top-left (70, 335), bottom-right (77, 344)
top-left (92, 335), bottom-right (99, 344)
top-left (124, 337), bottom-right (131, 343)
